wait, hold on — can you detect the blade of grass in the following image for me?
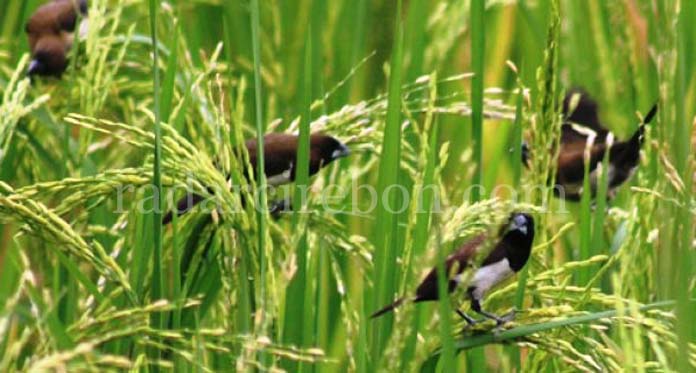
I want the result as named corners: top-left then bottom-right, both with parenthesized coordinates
top-left (347, 0), bottom-right (368, 104)
top-left (511, 72), bottom-right (527, 305)
top-left (169, 211), bottom-right (183, 370)
top-left (590, 137), bottom-right (611, 286)
top-left (54, 249), bottom-right (105, 304)
top-left (24, 281), bottom-right (75, 350)
top-left (577, 141), bottom-right (594, 285)
top-left (511, 71), bottom-right (524, 190)
top-left (147, 1), bottom-right (164, 281)
top-left (1, 0), bottom-right (26, 42)
top-left (281, 27), bottom-right (313, 372)
top-left (161, 21), bottom-right (179, 124)
top-left (467, 0), bottom-right (486, 368)
top-left (369, 0), bottom-right (405, 363)
top-left (249, 0), bottom-right (270, 364)
top-left (400, 71), bottom-right (439, 372)
top-left (421, 299), bottom-right (681, 369)
top-left (147, 0), bottom-right (165, 367)
top-left (15, 123), bottom-right (65, 179)
top-left (53, 260), bottom-right (75, 326)
top-left (587, 0), bottom-right (617, 113)
top-left (159, 15), bottom-right (180, 360)
top-left (470, 0), bottom-right (485, 203)
top-left (511, 73), bottom-right (527, 371)
top-left (434, 227), bottom-right (456, 372)
top-left (189, 236), bottom-right (223, 322)
top-left (404, 0), bottom-right (427, 82)
top-left (130, 206), bottom-right (153, 298)
top-left (306, 5), bottom-right (329, 358)
top-left (516, 0), bottom-right (543, 49)
top-left (531, 0), bottom-right (561, 208)
top-left (673, 2), bottom-right (695, 370)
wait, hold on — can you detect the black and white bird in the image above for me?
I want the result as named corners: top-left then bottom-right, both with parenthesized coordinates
top-left (371, 212), bottom-right (535, 325)
top-left (163, 133), bottom-right (350, 224)
top-left (25, 0), bottom-right (88, 77)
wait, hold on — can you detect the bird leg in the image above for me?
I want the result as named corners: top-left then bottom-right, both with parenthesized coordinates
top-left (470, 299), bottom-right (515, 326)
top-left (455, 309), bottom-right (478, 326)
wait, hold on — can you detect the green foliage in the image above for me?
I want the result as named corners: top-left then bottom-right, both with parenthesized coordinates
top-left (0, 0), bottom-right (694, 371)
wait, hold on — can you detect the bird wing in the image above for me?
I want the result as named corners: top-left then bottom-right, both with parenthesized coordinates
top-left (556, 141), bottom-right (608, 185)
top-left (414, 234), bottom-right (486, 302)
top-left (480, 240), bottom-right (508, 267)
top-left (246, 134), bottom-right (297, 181)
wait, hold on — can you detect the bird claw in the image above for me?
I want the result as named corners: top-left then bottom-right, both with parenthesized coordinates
top-left (456, 310), bottom-right (478, 326)
top-left (461, 310), bottom-right (517, 334)
top-left (461, 318), bottom-right (483, 331)
top-left (499, 309), bottom-right (517, 323)
top-left (492, 310), bottom-right (516, 326)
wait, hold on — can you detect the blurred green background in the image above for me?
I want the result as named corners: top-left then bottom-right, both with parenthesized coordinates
top-left (0, 0), bottom-right (694, 371)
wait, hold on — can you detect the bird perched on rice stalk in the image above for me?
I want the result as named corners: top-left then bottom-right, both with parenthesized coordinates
top-left (372, 212), bottom-right (535, 326)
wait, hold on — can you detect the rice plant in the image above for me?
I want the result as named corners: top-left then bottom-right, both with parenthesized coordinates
top-left (0, 0), bottom-right (694, 371)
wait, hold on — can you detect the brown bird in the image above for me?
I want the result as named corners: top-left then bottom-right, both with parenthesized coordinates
top-left (163, 133), bottom-right (350, 224)
top-left (25, 0), bottom-right (88, 77)
top-left (524, 89), bottom-right (657, 201)
top-left (555, 89), bottom-right (657, 200)
top-left (371, 212), bottom-right (535, 325)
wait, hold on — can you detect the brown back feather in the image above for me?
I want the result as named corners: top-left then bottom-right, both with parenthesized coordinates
top-left (414, 235), bottom-right (486, 302)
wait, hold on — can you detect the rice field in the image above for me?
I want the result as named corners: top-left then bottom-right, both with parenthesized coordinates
top-left (0, 0), bottom-right (694, 371)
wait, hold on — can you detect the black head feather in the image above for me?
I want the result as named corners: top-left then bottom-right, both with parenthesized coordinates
top-left (563, 88), bottom-right (602, 129)
top-left (496, 212), bottom-right (534, 271)
top-left (311, 135), bottom-right (350, 165)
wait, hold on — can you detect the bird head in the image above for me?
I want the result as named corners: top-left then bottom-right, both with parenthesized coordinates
top-left (500, 212), bottom-right (535, 271)
top-left (312, 135), bottom-right (351, 165)
top-left (504, 212), bottom-right (535, 240)
top-left (27, 39), bottom-right (69, 77)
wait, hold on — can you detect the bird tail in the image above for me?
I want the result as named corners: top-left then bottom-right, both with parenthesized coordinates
top-left (371, 297), bottom-right (411, 319)
top-left (632, 102), bottom-right (659, 146)
top-left (162, 193), bottom-right (207, 225)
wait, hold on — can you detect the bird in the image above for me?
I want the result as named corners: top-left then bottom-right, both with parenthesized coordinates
top-left (371, 212), bottom-right (535, 326)
top-left (162, 133), bottom-right (351, 224)
top-left (524, 89), bottom-right (658, 201)
top-left (25, 0), bottom-right (88, 77)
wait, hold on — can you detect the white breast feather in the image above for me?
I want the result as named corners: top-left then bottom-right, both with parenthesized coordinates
top-left (267, 163), bottom-right (293, 186)
top-left (468, 259), bottom-right (514, 300)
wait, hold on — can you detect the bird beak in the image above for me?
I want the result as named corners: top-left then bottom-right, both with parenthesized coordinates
top-left (331, 143), bottom-right (351, 160)
top-left (27, 59), bottom-right (41, 76)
